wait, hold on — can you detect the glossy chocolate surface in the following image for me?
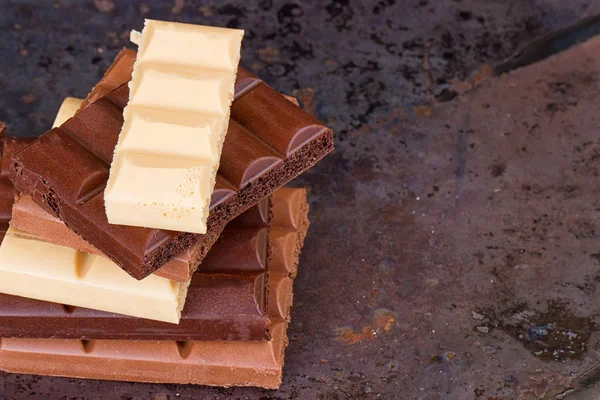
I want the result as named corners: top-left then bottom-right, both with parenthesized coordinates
top-left (10, 49), bottom-right (333, 279)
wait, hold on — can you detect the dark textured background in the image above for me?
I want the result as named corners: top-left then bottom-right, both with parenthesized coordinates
top-left (1, 1), bottom-right (600, 399)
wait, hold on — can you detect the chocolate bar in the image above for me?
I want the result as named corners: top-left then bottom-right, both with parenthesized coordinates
top-left (9, 100), bottom-right (267, 283)
top-left (22, 93), bottom-right (295, 282)
top-left (11, 49), bottom-right (333, 279)
top-left (0, 113), bottom-right (273, 335)
top-left (79, 50), bottom-right (135, 111)
top-left (0, 138), bottom-right (275, 329)
top-left (0, 200), bottom-right (271, 340)
top-left (105, 21), bottom-right (244, 233)
top-left (0, 224), bottom-right (191, 324)
top-left (1, 136), bottom-right (273, 337)
top-left (0, 187), bottom-right (309, 389)
top-left (0, 132), bottom-right (275, 333)
top-left (1, 136), bottom-right (35, 180)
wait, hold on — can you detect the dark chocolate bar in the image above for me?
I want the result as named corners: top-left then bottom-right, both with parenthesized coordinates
top-left (11, 49), bottom-right (333, 279)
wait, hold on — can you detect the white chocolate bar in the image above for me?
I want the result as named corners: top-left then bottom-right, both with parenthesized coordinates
top-left (0, 228), bottom-right (189, 323)
top-left (52, 97), bottom-right (84, 128)
top-left (0, 96), bottom-right (189, 323)
top-left (104, 20), bottom-right (244, 233)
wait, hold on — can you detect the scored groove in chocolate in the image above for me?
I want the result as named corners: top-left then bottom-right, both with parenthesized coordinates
top-left (10, 49), bottom-right (333, 279)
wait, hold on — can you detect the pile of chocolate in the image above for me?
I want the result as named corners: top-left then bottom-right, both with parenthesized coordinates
top-left (0, 20), bottom-right (333, 389)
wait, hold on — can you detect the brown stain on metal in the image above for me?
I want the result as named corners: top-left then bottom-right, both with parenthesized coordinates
top-left (292, 88), bottom-right (317, 117)
top-left (414, 105), bottom-right (432, 117)
top-left (368, 289), bottom-right (380, 307)
top-left (470, 64), bottom-right (493, 84)
top-left (336, 309), bottom-right (396, 344)
top-left (336, 326), bottom-right (377, 345)
top-left (199, 6), bottom-right (212, 17)
top-left (259, 47), bottom-right (280, 63)
top-left (171, 0), bottom-right (184, 14)
top-left (348, 106), bottom-right (407, 139)
top-left (19, 93), bottom-right (38, 104)
top-left (452, 64), bottom-right (494, 94)
top-left (93, 0), bottom-right (115, 13)
top-left (374, 309), bottom-right (396, 332)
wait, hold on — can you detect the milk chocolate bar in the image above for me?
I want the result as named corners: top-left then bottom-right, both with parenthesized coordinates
top-left (0, 129), bottom-right (37, 241)
top-left (105, 21), bottom-right (244, 233)
top-left (0, 126), bottom-right (36, 241)
top-left (0, 126), bottom-right (190, 323)
top-left (11, 49), bottom-right (333, 280)
top-left (0, 187), bottom-right (309, 389)
top-left (9, 99), bottom-right (270, 283)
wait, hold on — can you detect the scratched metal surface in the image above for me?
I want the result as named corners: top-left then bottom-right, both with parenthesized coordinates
top-left (1, 1), bottom-right (600, 399)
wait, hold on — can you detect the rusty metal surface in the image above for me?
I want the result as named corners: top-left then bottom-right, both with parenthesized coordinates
top-left (2, 1), bottom-right (600, 399)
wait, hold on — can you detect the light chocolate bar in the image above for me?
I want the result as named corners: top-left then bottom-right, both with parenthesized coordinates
top-left (0, 187), bottom-right (309, 389)
top-left (0, 226), bottom-right (189, 323)
top-left (0, 104), bottom-right (190, 324)
top-left (105, 20), bottom-right (244, 234)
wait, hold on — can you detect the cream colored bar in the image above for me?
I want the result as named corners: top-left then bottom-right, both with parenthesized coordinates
top-left (52, 97), bottom-right (84, 128)
top-left (0, 228), bottom-right (189, 324)
top-left (104, 20), bottom-right (244, 234)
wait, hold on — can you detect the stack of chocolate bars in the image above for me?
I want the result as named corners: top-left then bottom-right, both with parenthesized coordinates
top-left (0, 20), bottom-right (333, 389)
